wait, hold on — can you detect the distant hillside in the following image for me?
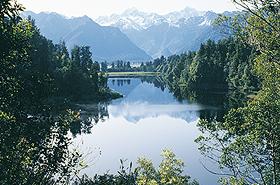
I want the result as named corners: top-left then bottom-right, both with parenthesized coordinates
top-left (22, 11), bottom-right (152, 62)
top-left (96, 8), bottom-right (237, 58)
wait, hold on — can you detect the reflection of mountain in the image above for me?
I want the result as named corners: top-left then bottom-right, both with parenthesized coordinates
top-left (122, 82), bottom-right (177, 104)
top-left (79, 77), bottom-right (226, 126)
top-left (109, 103), bottom-right (200, 123)
top-left (108, 77), bottom-right (204, 123)
top-left (109, 77), bottom-right (179, 104)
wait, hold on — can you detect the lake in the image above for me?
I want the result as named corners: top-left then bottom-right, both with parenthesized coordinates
top-left (73, 77), bottom-right (225, 185)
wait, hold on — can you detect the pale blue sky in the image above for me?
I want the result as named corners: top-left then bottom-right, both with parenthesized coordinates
top-left (19, 0), bottom-right (238, 18)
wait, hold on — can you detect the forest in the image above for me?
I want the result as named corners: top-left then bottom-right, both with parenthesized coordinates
top-left (156, 38), bottom-right (259, 92)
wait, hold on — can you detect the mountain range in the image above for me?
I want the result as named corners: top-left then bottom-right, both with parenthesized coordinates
top-left (22, 11), bottom-right (151, 62)
top-left (96, 7), bottom-right (204, 30)
top-left (23, 7), bottom-right (236, 62)
top-left (96, 8), bottom-right (234, 58)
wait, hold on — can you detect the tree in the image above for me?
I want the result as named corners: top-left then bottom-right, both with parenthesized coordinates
top-left (0, 0), bottom-right (34, 113)
top-left (196, 1), bottom-right (280, 184)
top-left (157, 38), bottom-right (257, 92)
top-left (136, 150), bottom-right (198, 185)
top-left (101, 61), bottom-right (108, 72)
top-left (73, 150), bottom-right (199, 185)
top-left (0, 1), bottom-right (86, 184)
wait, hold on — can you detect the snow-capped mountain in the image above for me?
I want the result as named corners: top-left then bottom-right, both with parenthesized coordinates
top-left (22, 8), bottom-right (237, 61)
top-left (96, 7), bottom-right (204, 31)
top-left (164, 7), bottom-right (205, 26)
top-left (96, 7), bottom-right (233, 58)
top-left (96, 8), bottom-right (167, 31)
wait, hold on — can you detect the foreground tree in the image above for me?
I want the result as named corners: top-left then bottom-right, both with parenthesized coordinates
top-left (137, 150), bottom-right (197, 185)
top-left (0, 0), bottom-right (116, 184)
top-left (196, 0), bottom-right (280, 184)
top-left (74, 150), bottom-right (199, 185)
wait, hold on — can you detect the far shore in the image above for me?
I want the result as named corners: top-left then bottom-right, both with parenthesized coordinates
top-left (104, 71), bottom-right (160, 77)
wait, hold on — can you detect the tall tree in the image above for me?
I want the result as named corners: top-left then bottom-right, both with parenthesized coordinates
top-left (196, 1), bottom-right (280, 184)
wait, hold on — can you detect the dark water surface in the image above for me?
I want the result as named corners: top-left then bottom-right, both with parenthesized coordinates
top-left (73, 77), bottom-right (228, 185)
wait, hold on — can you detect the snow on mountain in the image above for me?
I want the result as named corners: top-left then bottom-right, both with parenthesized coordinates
top-left (95, 8), bottom-right (227, 58)
top-left (95, 7), bottom-right (204, 31)
top-left (164, 7), bottom-right (204, 26)
top-left (96, 8), bottom-right (167, 30)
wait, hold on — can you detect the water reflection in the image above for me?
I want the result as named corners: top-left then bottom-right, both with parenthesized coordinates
top-left (74, 115), bottom-right (204, 181)
top-left (0, 76), bottom-right (247, 185)
top-left (74, 77), bottom-right (225, 185)
top-left (107, 78), bottom-right (204, 123)
top-left (112, 79), bottom-right (131, 86)
top-left (142, 76), bottom-right (248, 121)
top-left (0, 109), bottom-right (81, 184)
top-left (71, 103), bottom-right (109, 137)
top-left (109, 103), bottom-right (200, 123)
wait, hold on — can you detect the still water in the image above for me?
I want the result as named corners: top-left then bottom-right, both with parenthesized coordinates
top-left (73, 77), bottom-right (222, 185)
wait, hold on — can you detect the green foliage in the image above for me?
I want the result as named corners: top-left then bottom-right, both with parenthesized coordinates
top-left (137, 158), bottom-right (158, 185)
top-left (109, 60), bottom-right (133, 72)
top-left (0, 1), bottom-right (35, 112)
top-left (0, 0), bottom-right (24, 22)
top-left (73, 150), bottom-right (199, 185)
top-left (197, 80), bottom-right (280, 184)
top-left (59, 45), bottom-right (103, 100)
top-left (158, 150), bottom-right (189, 185)
top-left (137, 149), bottom-right (198, 185)
top-left (157, 38), bottom-right (259, 93)
top-left (100, 61), bottom-right (108, 72)
top-left (233, 0), bottom-right (280, 64)
top-left (0, 110), bottom-right (84, 185)
top-left (0, 0), bottom-right (118, 184)
top-left (196, 0), bottom-right (280, 184)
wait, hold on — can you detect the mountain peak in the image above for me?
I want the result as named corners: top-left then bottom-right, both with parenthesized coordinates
top-left (77, 15), bottom-right (93, 22)
top-left (96, 6), bottom-right (207, 30)
top-left (38, 11), bottom-right (66, 18)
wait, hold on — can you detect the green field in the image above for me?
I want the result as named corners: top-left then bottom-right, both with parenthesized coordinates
top-left (105, 71), bottom-right (160, 77)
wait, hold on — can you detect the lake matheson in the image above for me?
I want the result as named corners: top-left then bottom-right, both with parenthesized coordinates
top-left (73, 77), bottom-right (225, 185)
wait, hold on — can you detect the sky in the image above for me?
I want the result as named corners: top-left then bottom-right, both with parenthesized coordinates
top-left (18, 0), bottom-right (238, 19)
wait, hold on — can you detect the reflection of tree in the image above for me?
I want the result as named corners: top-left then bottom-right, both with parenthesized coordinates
top-left (178, 87), bottom-right (248, 121)
top-left (140, 76), bottom-right (166, 92)
top-left (142, 76), bottom-right (249, 121)
top-left (0, 110), bottom-right (82, 184)
top-left (111, 76), bottom-right (248, 122)
top-left (70, 102), bottom-right (109, 137)
top-left (114, 79), bottom-right (132, 87)
top-left (0, 100), bottom-right (109, 183)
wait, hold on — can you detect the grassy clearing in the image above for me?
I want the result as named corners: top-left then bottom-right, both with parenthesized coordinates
top-left (105, 71), bottom-right (160, 77)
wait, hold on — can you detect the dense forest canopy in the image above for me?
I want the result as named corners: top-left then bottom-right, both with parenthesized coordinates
top-left (156, 38), bottom-right (259, 92)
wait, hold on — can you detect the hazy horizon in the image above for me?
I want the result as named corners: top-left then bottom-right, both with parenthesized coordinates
top-left (19, 0), bottom-right (238, 19)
